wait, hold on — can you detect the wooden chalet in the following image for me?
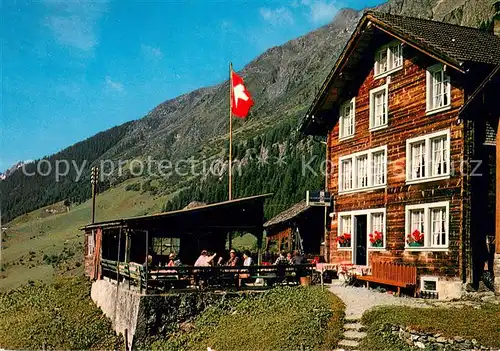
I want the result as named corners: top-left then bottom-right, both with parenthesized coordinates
top-left (301, 11), bottom-right (500, 298)
top-left (263, 201), bottom-right (325, 257)
top-left (82, 194), bottom-right (271, 282)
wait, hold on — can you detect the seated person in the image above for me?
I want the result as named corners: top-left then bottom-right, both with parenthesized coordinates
top-left (194, 250), bottom-right (216, 266)
top-left (243, 250), bottom-right (253, 266)
top-left (167, 252), bottom-right (181, 267)
top-left (240, 250), bottom-right (254, 287)
top-left (274, 251), bottom-right (289, 265)
top-left (143, 255), bottom-right (153, 270)
top-left (291, 250), bottom-right (305, 265)
top-left (225, 249), bottom-right (240, 266)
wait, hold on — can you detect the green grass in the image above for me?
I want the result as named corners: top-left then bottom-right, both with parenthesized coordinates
top-left (360, 304), bottom-right (500, 350)
top-left (1, 178), bottom-right (169, 291)
top-left (145, 286), bottom-right (345, 351)
top-left (0, 276), bottom-right (121, 350)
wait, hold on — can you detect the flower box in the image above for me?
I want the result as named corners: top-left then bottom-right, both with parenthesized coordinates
top-left (337, 233), bottom-right (351, 248)
top-left (407, 229), bottom-right (424, 247)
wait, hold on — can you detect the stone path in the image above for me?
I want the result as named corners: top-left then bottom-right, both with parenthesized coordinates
top-left (329, 281), bottom-right (429, 350)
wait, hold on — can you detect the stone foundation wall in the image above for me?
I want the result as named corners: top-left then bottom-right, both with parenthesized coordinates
top-left (494, 253), bottom-right (500, 295)
top-left (386, 325), bottom-right (492, 350)
top-left (91, 279), bottom-right (142, 350)
top-left (91, 279), bottom-right (243, 349)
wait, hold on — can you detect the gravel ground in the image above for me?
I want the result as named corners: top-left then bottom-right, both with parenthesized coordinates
top-left (329, 281), bottom-right (430, 319)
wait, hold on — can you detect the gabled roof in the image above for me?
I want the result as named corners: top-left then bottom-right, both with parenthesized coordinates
top-left (301, 11), bottom-right (500, 135)
top-left (264, 201), bottom-right (310, 229)
top-left (369, 12), bottom-right (500, 67)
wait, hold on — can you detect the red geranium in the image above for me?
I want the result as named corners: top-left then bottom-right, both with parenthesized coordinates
top-left (407, 229), bottom-right (424, 246)
top-left (369, 231), bottom-right (383, 247)
top-left (337, 233), bottom-right (351, 248)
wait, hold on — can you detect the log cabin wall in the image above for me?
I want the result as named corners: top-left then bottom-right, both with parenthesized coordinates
top-left (327, 45), bottom-right (466, 280)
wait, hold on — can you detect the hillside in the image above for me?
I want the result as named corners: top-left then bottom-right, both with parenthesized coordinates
top-left (1, 0), bottom-right (496, 226)
top-left (0, 180), bottom-right (169, 291)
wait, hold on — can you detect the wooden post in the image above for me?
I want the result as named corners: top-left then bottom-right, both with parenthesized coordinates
top-left (90, 167), bottom-right (99, 224)
top-left (124, 230), bottom-right (130, 263)
top-left (495, 117), bottom-right (500, 294)
top-left (496, 117), bottom-right (500, 255)
top-left (256, 229), bottom-right (263, 265)
top-left (116, 227), bottom-right (122, 285)
top-left (324, 135), bottom-right (330, 263)
top-left (145, 230), bottom-right (149, 294)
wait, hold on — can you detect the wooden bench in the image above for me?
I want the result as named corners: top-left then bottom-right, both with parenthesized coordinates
top-left (356, 261), bottom-right (417, 295)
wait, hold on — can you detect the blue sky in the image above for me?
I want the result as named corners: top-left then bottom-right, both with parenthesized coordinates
top-left (1, 0), bottom-right (383, 171)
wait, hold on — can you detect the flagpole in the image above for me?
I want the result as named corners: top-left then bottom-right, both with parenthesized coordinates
top-left (229, 62), bottom-right (233, 201)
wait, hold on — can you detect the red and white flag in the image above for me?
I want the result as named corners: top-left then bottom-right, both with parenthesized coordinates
top-left (231, 71), bottom-right (254, 118)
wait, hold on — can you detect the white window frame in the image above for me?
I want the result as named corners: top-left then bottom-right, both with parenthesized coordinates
top-left (338, 145), bottom-right (387, 194)
top-left (87, 231), bottom-right (95, 256)
top-left (420, 276), bottom-right (439, 292)
top-left (406, 129), bottom-right (450, 184)
top-left (337, 208), bottom-right (387, 253)
top-left (369, 84), bottom-right (389, 131)
top-left (405, 201), bottom-right (450, 251)
top-left (338, 214), bottom-right (353, 249)
top-left (339, 97), bottom-right (356, 140)
top-left (374, 40), bottom-right (403, 78)
top-left (426, 63), bottom-right (451, 115)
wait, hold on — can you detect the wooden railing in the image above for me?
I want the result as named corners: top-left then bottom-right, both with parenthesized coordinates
top-left (100, 259), bottom-right (315, 293)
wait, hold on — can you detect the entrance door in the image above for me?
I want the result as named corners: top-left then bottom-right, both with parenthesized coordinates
top-left (354, 215), bottom-right (367, 265)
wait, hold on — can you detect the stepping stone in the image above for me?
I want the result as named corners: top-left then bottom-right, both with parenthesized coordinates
top-left (344, 315), bottom-right (361, 322)
top-left (343, 330), bottom-right (367, 340)
top-left (344, 322), bottom-right (363, 331)
top-left (338, 339), bottom-right (359, 349)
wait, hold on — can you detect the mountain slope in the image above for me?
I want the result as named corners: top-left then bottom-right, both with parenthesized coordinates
top-left (1, 0), bottom-right (496, 224)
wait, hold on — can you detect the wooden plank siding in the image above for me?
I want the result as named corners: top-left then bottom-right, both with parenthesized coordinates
top-left (327, 46), bottom-right (466, 279)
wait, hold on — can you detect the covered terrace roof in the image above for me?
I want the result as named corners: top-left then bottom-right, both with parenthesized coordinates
top-left (81, 193), bottom-right (273, 232)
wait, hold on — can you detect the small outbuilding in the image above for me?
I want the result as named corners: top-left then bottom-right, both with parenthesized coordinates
top-left (264, 201), bottom-right (325, 258)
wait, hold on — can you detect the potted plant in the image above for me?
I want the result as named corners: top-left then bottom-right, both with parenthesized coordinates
top-left (369, 231), bottom-right (383, 248)
top-left (407, 229), bottom-right (424, 247)
top-left (337, 233), bottom-right (351, 248)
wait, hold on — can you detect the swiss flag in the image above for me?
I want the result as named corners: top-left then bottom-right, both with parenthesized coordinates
top-left (231, 71), bottom-right (254, 118)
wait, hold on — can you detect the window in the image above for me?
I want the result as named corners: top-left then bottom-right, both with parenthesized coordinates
top-left (426, 63), bottom-right (451, 113)
top-left (369, 85), bottom-right (388, 130)
top-left (372, 151), bottom-right (386, 186)
top-left (86, 232), bottom-right (95, 256)
top-left (337, 208), bottom-right (386, 251)
top-left (405, 201), bottom-right (449, 250)
top-left (420, 277), bottom-right (438, 292)
top-left (341, 159), bottom-right (353, 191)
top-left (152, 237), bottom-right (181, 256)
top-left (369, 212), bottom-right (385, 248)
top-left (338, 215), bottom-right (353, 248)
top-left (375, 49), bottom-right (388, 75)
top-left (374, 41), bottom-right (403, 77)
top-left (339, 146), bottom-right (387, 193)
top-left (406, 130), bottom-right (450, 183)
top-left (390, 42), bottom-right (403, 68)
top-left (356, 155), bottom-right (368, 188)
top-left (339, 98), bottom-right (355, 139)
